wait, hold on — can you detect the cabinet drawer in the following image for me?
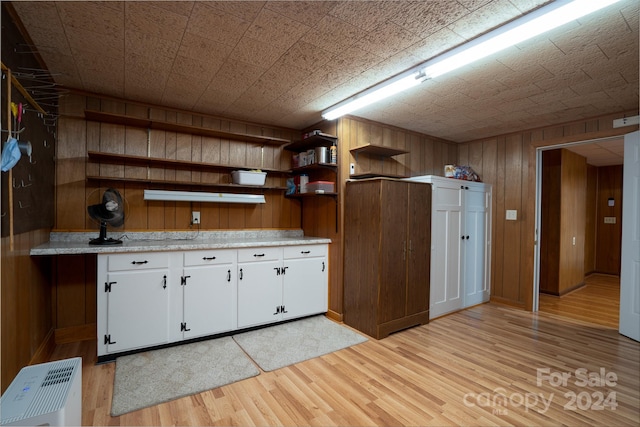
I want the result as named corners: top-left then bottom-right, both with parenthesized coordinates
top-left (184, 249), bottom-right (235, 266)
top-left (283, 244), bottom-right (327, 259)
top-left (107, 252), bottom-right (169, 271)
top-left (237, 247), bottom-right (281, 263)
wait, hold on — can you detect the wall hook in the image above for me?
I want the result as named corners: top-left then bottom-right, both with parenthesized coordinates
top-left (18, 200), bottom-right (30, 209)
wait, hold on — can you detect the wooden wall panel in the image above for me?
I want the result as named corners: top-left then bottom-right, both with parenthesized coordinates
top-left (461, 110), bottom-right (638, 309)
top-left (585, 165), bottom-right (598, 275)
top-left (1, 229), bottom-right (53, 394)
top-left (595, 165), bottom-right (623, 275)
top-left (558, 149), bottom-right (586, 294)
top-left (55, 94), bottom-right (300, 232)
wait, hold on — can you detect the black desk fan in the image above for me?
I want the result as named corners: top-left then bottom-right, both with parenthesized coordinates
top-left (87, 188), bottom-right (125, 245)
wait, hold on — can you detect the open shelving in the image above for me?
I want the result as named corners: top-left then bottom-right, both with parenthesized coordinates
top-left (85, 110), bottom-right (291, 146)
top-left (87, 151), bottom-right (287, 191)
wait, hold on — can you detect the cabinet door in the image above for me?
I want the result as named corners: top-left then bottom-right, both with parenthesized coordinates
top-left (104, 270), bottom-right (170, 354)
top-left (283, 256), bottom-right (327, 319)
top-left (406, 183), bottom-right (431, 316)
top-left (379, 180), bottom-right (409, 324)
top-left (237, 260), bottom-right (282, 328)
top-left (430, 182), bottom-right (464, 319)
top-left (463, 185), bottom-right (490, 306)
top-left (182, 264), bottom-right (236, 339)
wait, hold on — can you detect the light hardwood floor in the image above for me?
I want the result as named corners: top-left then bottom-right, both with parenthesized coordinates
top-left (539, 273), bottom-right (620, 328)
top-left (48, 294), bottom-right (639, 427)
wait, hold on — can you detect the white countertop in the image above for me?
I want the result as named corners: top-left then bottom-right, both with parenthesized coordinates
top-left (30, 230), bottom-right (331, 256)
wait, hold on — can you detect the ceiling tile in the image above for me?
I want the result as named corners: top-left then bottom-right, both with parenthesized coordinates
top-left (264, 1), bottom-right (338, 27)
top-left (56, 2), bottom-right (125, 36)
top-left (300, 15), bottom-right (366, 53)
top-left (124, 2), bottom-right (189, 41)
top-left (244, 8), bottom-right (310, 51)
top-left (391, 1), bottom-right (470, 37)
top-left (187, 2), bottom-right (252, 47)
top-left (227, 37), bottom-right (288, 69)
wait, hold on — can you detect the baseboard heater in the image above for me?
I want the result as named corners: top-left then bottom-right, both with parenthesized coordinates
top-left (1, 357), bottom-right (82, 426)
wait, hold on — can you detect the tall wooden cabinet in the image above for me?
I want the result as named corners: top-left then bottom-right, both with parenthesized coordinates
top-left (343, 179), bottom-right (431, 339)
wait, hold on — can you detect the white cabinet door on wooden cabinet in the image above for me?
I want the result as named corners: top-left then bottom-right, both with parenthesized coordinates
top-left (97, 253), bottom-right (170, 357)
top-left (463, 183), bottom-right (491, 307)
top-left (237, 247), bottom-right (283, 328)
top-left (406, 175), bottom-right (492, 319)
top-left (430, 180), bottom-right (464, 319)
top-left (282, 245), bottom-right (328, 320)
top-left (179, 250), bottom-right (237, 340)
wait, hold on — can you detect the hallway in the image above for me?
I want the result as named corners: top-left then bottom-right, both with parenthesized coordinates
top-left (538, 273), bottom-right (620, 328)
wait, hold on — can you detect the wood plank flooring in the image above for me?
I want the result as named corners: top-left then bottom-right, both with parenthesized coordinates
top-left (48, 297), bottom-right (639, 426)
top-left (539, 273), bottom-right (620, 328)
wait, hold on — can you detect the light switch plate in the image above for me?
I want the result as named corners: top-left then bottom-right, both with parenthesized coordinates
top-left (506, 210), bottom-right (517, 220)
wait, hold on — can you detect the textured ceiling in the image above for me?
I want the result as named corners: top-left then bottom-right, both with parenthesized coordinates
top-left (9, 0), bottom-right (640, 143)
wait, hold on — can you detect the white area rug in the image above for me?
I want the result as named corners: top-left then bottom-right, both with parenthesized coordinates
top-left (233, 315), bottom-right (368, 371)
top-left (111, 337), bottom-right (259, 416)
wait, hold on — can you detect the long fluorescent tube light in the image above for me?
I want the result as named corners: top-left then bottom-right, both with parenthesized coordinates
top-left (144, 190), bottom-right (266, 204)
top-left (322, 70), bottom-right (425, 121)
top-left (321, 0), bottom-right (622, 121)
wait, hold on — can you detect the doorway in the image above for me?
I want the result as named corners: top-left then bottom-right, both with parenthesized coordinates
top-left (533, 136), bottom-right (624, 327)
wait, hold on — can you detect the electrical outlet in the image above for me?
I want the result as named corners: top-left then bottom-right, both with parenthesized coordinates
top-left (350, 163), bottom-right (355, 175)
top-left (191, 211), bottom-right (200, 225)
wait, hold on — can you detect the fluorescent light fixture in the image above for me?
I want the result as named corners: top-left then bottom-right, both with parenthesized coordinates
top-left (321, 0), bottom-right (622, 121)
top-left (322, 70), bottom-right (426, 121)
top-left (613, 115), bottom-right (640, 128)
top-left (144, 189), bottom-right (266, 204)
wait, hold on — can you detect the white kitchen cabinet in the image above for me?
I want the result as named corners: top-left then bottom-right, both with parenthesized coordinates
top-left (406, 175), bottom-right (491, 319)
top-left (97, 252), bottom-right (171, 357)
top-left (237, 247), bottom-right (283, 328)
top-left (237, 245), bottom-right (328, 328)
top-left (282, 245), bottom-right (328, 320)
top-left (97, 242), bottom-right (329, 360)
top-left (175, 249), bottom-right (237, 341)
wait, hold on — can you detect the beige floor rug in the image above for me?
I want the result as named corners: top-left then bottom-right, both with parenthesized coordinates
top-left (233, 315), bottom-right (368, 372)
top-left (111, 337), bottom-right (259, 416)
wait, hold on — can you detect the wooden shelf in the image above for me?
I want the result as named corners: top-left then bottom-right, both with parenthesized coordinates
top-left (87, 151), bottom-right (287, 175)
top-left (85, 110), bottom-right (291, 146)
top-left (285, 191), bottom-right (338, 198)
top-left (284, 133), bottom-right (338, 152)
top-left (349, 172), bottom-right (409, 179)
top-left (289, 163), bottom-right (337, 173)
top-left (86, 176), bottom-right (286, 191)
top-left (350, 144), bottom-right (408, 157)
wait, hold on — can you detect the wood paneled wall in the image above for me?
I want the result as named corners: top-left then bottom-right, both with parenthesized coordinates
top-left (585, 164), bottom-right (598, 275)
top-left (595, 165), bottom-right (623, 275)
top-left (1, 229), bottom-right (55, 393)
top-left (57, 94), bottom-right (301, 232)
top-left (558, 149), bottom-right (587, 294)
top-left (458, 110), bottom-right (638, 309)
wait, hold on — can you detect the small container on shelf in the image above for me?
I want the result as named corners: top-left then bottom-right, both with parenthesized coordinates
top-left (231, 170), bottom-right (267, 186)
top-left (306, 181), bottom-right (335, 193)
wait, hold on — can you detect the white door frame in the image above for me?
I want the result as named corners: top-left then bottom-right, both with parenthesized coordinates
top-left (532, 135), bottom-right (625, 312)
